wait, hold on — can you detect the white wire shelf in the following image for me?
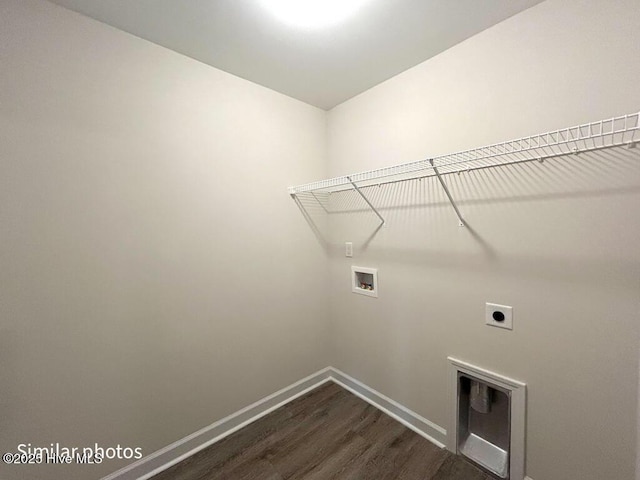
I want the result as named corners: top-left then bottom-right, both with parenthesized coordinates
top-left (288, 112), bottom-right (639, 196)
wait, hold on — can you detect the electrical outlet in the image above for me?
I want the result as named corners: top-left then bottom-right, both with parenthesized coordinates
top-left (345, 242), bottom-right (353, 257)
top-left (485, 303), bottom-right (513, 330)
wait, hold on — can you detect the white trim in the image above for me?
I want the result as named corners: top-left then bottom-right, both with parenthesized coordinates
top-left (448, 357), bottom-right (526, 389)
top-left (100, 367), bottom-right (332, 480)
top-left (447, 357), bottom-right (527, 480)
top-left (328, 367), bottom-right (447, 448)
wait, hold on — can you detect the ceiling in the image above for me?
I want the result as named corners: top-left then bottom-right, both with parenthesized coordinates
top-left (47, 0), bottom-right (544, 110)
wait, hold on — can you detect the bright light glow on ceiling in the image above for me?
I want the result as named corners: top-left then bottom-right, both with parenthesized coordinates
top-left (259, 0), bottom-right (371, 29)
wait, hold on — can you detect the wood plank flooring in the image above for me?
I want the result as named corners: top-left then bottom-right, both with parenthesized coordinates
top-left (151, 382), bottom-right (493, 480)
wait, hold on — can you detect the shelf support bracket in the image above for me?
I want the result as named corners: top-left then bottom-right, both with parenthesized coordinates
top-left (347, 176), bottom-right (385, 226)
top-left (429, 159), bottom-right (465, 227)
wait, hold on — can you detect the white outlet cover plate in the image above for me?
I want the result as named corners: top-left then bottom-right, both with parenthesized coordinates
top-left (485, 303), bottom-right (513, 330)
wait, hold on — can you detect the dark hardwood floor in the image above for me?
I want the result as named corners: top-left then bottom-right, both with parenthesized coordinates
top-left (151, 382), bottom-right (493, 480)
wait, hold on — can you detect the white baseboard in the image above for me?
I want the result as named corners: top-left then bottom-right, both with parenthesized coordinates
top-left (102, 366), bottom-right (528, 480)
top-left (327, 367), bottom-right (447, 448)
top-left (100, 367), bottom-right (332, 480)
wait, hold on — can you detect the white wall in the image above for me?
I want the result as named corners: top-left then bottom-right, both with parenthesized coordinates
top-left (326, 1), bottom-right (640, 479)
top-left (3, 1), bottom-right (640, 479)
top-left (0, 1), bottom-right (329, 479)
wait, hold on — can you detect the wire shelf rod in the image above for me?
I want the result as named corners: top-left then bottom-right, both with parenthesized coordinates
top-left (294, 136), bottom-right (634, 196)
top-left (288, 112), bottom-right (639, 195)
